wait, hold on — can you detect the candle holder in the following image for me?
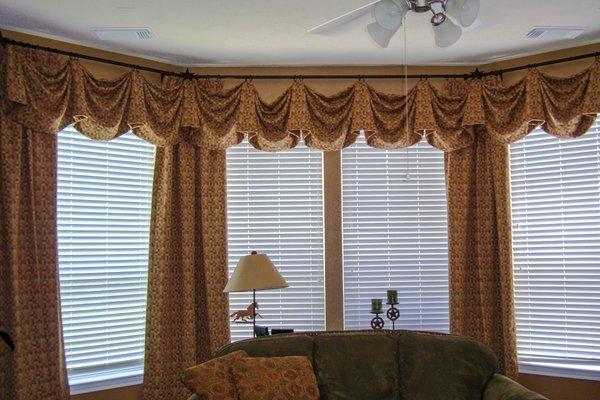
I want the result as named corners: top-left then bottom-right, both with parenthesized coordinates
top-left (370, 311), bottom-right (385, 330)
top-left (369, 290), bottom-right (400, 331)
top-left (386, 302), bottom-right (400, 330)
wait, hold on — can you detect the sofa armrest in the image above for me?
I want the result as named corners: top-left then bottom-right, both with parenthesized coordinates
top-left (483, 374), bottom-right (548, 400)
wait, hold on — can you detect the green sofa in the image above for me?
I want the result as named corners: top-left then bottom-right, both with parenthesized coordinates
top-left (187, 330), bottom-right (547, 400)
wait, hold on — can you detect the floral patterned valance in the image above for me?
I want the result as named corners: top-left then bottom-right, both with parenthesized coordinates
top-left (1, 45), bottom-right (599, 152)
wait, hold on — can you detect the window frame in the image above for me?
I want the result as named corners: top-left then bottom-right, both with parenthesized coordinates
top-left (224, 140), bottom-right (326, 341)
top-left (340, 137), bottom-right (450, 332)
top-left (509, 119), bottom-right (600, 381)
top-left (57, 127), bottom-right (155, 393)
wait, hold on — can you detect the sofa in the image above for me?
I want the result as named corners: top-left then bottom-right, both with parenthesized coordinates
top-left (187, 330), bottom-right (547, 400)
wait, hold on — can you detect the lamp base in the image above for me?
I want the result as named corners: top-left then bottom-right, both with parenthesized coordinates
top-left (253, 289), bottom-right (256, 338)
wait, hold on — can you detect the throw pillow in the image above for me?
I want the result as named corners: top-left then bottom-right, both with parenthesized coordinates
top-left (231, 356), bottom-right (320, 400)
top-left (182, 350), bottom-right (248, 400)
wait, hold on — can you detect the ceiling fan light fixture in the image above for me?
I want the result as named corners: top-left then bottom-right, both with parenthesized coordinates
top-left (367, 22), bottom-right (398, 48)
top-left (433, 17), bottom-right (462, 47)
top-left (445, 0), bottom-right (480, 27)
top-left (308, 0), bottom-right (477, 48)
top-left (373, 0), bottom-right (408, 30)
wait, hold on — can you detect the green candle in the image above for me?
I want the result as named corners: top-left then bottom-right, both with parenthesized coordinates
top-left (387, 290), bottom-right (398, 304)
top-left (371, 298), bottom-right (383, 313)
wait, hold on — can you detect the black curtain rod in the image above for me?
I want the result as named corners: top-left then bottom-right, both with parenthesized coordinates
top-left (1, 33), bottom-right (598, 80)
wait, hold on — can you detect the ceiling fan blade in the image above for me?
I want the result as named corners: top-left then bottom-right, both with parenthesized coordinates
top-left (307, 1), bottom-right (381, 34)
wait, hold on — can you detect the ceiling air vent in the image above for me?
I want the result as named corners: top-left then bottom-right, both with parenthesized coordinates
top-left (92, 27), bottom-right (153, 41)
top-left (524, 27), bottom-right (584, 40)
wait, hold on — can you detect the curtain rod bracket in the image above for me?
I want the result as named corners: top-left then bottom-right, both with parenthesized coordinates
top-left (181, 68), bottom-right (197, 80)
top-left (468, 68), bottom-right (484, 79)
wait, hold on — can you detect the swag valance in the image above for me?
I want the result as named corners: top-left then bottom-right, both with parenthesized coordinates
top-left (1, 45), bottom-right (599, 152)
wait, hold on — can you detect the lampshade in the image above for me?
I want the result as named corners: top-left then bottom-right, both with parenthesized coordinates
top-left (445, 0), bottom-right (480, 27)
top-left (433, 17), bottom-right (462, 47)
top-left (367, 23), bottom-right (398, 48)
top-left (223, 252), bottom-right (288, 293)
top-left (367, 0), bottom-right (409, 48)
top-left (374, 0), bottom-right (409, 30)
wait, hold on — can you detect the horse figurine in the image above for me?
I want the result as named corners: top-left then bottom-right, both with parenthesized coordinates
top-left (229, 302), bottom-right (262, 323)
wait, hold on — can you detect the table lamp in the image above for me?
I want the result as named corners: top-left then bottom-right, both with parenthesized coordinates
top-left (224, 251), bottom-right (288, 337)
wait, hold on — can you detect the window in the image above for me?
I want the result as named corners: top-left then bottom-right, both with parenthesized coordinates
top-left (342, 136), bottom-right (449, 331)
top-left (226, 141), bottom-right (325, 341)
top-left (510, 118), bottom-right (600, 380)
top-left (57, 127), bottom-right (155, 393)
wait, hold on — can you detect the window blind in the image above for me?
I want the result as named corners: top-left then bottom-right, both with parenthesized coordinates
top-left (226, 141), bottom-right (325, 341)
top-left (342, 136), bottom-right (449, 332)
top-left (510, 118), bottom-right (600, 380)
top-left (57, 126), bottom-right (155, 391)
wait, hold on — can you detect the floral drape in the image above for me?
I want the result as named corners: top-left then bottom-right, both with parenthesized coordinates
top-left (2, 46), bottom-right (597, 152)
top-left (0, 115), bottom-right (69, 400)
top-left (444, 130), bottom-right (518, 378)
top-left (142, 143), bottom-right (230, 399)
top-left (1, 41), bottom-right (599, 395)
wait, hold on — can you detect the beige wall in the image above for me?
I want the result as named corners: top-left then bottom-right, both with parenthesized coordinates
top-left (4, 30), bottom-right (599, 400)
top-left (519, 373), bottom-right (600, 400)
top-left (2, 31), bottom-right (179, 83)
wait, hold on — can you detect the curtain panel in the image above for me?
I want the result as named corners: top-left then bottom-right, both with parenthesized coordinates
top-left (143, 144), bottom-right (230, 399)
top-left (0, 114), bottom-right (69, 400)
top-left (444, 132), bottom-right (518, 378)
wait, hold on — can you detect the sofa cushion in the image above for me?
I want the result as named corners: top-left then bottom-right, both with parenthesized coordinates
top-left (216, 334), bottom-right (314, 363)
top-left (314, 333), bottom-right (400, 400)
top-left (231, 356), bottom-right (320, 400)
top-left (182, 350), bottom-right (248, 400)
top-left (397, 332), bottom-right (498, 400)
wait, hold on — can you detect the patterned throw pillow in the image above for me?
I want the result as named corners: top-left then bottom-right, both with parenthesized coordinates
top-left (231, 356), bottom-right (320, 400)
top-left (182, 350), bottom-right (248, 400)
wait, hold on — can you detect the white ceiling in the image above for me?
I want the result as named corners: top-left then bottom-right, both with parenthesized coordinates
top-left (1, 0), bottom-right (599, 66)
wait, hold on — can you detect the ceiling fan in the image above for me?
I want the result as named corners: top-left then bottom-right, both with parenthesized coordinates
top-left (308, 0), bottom-right (480, 48)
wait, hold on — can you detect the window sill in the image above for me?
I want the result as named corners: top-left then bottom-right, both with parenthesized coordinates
top-left (69, 373), bottom-right (143, 395)
top-left (519, 363), bottom-right (600, 382)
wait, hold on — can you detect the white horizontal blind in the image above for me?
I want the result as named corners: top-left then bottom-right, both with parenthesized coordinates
top-left (342, 136), bottom-right (449, 332)
top-left (510, 118), bottom-right (600, 380)
top-left (226, 140), bottom-right (325, 341)
top-left (57, 126), bottom-right (155, 388)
